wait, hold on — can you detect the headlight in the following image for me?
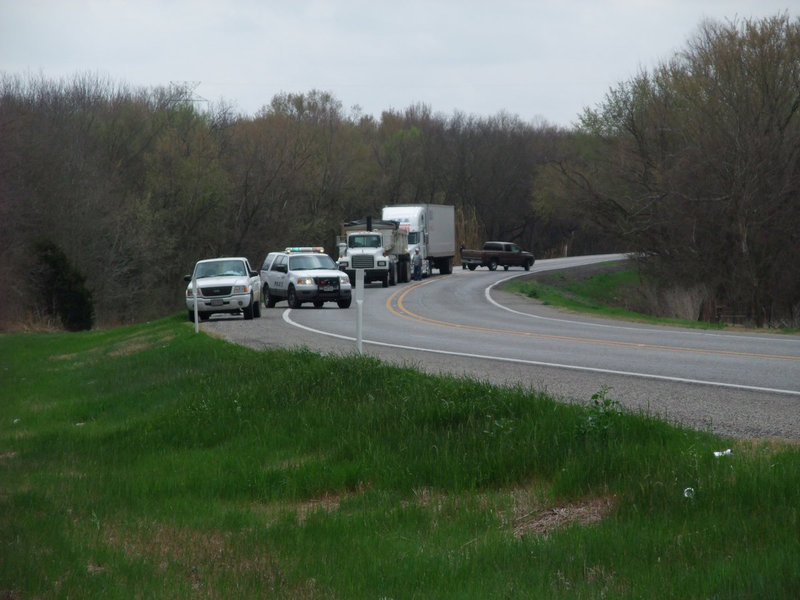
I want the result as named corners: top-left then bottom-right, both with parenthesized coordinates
top-left (232, 285), bottom-right (248, 293)
top-left (339, 274), bottom-right (350, 284)
top-left (296, 277), bottom-right (313, 286)
top-left (377, 260), bottom-right (387, 267)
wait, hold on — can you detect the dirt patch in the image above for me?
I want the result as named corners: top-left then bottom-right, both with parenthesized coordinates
top-left (294, 493), bottom-right (344, 524)
top-left (108, 333), bottom-right (175, 357)
top-left (513, 496), bottom-right (615, 539)
top-left (406, 485), bottom-right (616, 539)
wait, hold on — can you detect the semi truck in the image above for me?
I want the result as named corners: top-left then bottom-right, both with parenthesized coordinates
top-left (380, 204), bottom-right (455, 278)
top-left (337, 217), bottom-right (410, 287)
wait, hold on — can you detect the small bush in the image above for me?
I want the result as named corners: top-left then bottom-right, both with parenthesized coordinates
top-left (32, 240), bottom-right (94, 331)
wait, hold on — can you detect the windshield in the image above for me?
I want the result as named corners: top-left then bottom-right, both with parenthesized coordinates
top-left (407, 232), bottom-right (421, 244)
top-left (348, 234), bottom-right (382, 249)
top-left (195, 260), bottom-right (246, 278)
top-left (289, 254), bottom-right (337, 270)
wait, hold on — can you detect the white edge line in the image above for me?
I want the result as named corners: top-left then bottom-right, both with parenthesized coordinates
top-left (282, 310), bottom-right (800, 397)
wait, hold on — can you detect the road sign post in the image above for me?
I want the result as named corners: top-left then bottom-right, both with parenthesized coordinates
top-left (355, 268), bottom-right (364, 354)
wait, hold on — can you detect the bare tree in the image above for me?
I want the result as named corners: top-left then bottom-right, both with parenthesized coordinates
top-left (548, 14), bottom-right (800, 325)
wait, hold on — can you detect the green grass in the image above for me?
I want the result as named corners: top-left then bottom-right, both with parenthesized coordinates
top-left (505, 268), bottom-right (727, 330)
top-left (2, 316), bottom-right (798, 598)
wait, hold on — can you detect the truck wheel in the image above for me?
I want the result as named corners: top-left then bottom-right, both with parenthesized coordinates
top-left (264, 285), bottom-right (277, 308)
top-left (441, 257), bottom-right (452, 275)
top-left (288, 286), bottom-right (302, 308)
top-left (389, 264), bottom-right (396, 286)
top-left (503, 265), bottom-right (509, 271)
top-left (488, 259), bottom-right (498, 271)
top-left (382, 273), bottom-right (389, 288)
top-left (524, 259), bottom-right (532, 271)
top-left (254, 299), bottom-right (262, 317)
top-left (313, 301), bottom-right (324, 308)
top-left (337, 298), bottom-right (351, 308)
top-left (243, 296), bottom-right (254, 320)
top-left (468, 264), bottom-right (477, 271)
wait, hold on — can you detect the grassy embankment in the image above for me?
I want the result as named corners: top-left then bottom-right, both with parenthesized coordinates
top-left (504, 266), bottom-right (720, 329)
top-left (1, 313), bottom-right (798, 598)
top-left (505, 264), bottom-right (799, 332)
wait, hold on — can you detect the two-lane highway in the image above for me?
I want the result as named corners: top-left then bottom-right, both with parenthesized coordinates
top-left (206, 254), bottom-right (800, 441)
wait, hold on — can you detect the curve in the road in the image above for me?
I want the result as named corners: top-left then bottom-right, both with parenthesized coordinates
top-left (282, 278), bottom-right (800, 398)
top-left (387, 280), bottom-right (800, 364)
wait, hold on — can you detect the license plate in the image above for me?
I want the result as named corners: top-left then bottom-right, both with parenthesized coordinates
top-left (210, 299), bottom-right (224, 306)
top-left (321, 285), bottom-right (335, 292)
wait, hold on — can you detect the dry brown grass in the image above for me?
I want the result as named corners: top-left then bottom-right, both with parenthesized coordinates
top-left (101, 521), bottom-right (325, 599)
top-left (511, 495), bottom-right (615, 539)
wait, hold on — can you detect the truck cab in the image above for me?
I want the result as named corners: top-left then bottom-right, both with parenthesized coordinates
top-left (337, 219), bottom-right (409, 287)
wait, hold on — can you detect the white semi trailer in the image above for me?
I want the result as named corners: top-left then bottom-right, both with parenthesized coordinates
top-left (381, 204), bottom-right (455, 277)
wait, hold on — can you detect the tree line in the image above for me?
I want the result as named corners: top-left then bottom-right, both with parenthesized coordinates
top-left (1, 14), bottom-right (797, 329)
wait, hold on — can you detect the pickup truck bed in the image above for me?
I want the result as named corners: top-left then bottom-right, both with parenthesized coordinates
top-left (461, 241), bottom-right (535, 271)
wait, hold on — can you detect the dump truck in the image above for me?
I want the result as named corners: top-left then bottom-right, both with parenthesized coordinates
top-left (337, 217), bottom-right (410, 287)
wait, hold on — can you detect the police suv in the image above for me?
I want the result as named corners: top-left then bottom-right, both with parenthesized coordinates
top-left (261, 247), bottom-right (352, 309)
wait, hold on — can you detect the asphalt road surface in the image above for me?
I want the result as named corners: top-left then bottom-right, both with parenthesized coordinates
top-left (204, 254), bottom-right (800, 442)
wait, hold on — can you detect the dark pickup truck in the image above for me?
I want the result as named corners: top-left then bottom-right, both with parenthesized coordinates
top-left (461, 241), bottom-right (535, 271)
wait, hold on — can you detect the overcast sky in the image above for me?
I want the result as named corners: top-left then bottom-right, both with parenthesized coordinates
top-left (1, 1), bottom-right (794, 127)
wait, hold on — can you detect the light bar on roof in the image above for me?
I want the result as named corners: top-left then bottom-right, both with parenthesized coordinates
top-left (285, 246), bottom-right (324, 253)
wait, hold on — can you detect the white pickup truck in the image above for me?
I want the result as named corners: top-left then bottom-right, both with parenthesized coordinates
top-left (184, 257), bottom-right (261, 321)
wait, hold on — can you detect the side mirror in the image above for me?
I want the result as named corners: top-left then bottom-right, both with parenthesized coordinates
top-left (184, 275), bottom-right (192, 282)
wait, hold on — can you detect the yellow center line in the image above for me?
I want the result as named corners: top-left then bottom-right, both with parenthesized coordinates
top-left (385, 281), bottom-right (800, 362)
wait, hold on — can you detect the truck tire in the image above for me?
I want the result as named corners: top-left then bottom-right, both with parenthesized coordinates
top-left (525, 259), bottom-right (533, 271)
top-left (439, 257), bottom-right (453, 275)
top-left (254, 299), bottom-right (262, 317)
top-left (488, 258), bottom-right (498, 271)
top-left (287, 286), bottom-right (302, 308)
top-left (264, 285), bottom-right (277, 308)
top-left (382, 272), bottom-right (389, 288)
top-left (504, 265), bottom-right (509, 271)
top-left (313, 301), bottom-right (324, 308)
top-left (389, 264), bottom-right (396, 286)
top-left (337, 298), bottom-right (352, 308)
top-left (468, 264), bottom-right (477, 271)
top-left (243, 296), bottom-right (254, 320)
